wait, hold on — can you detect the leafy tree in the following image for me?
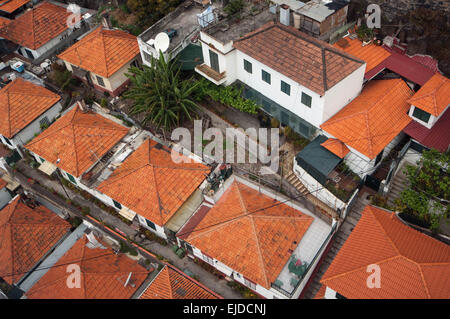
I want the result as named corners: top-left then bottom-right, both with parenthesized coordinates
top-left (396, 149), bottom-right (450, 233)
top-left (124, 52), bottom-right (200, 135)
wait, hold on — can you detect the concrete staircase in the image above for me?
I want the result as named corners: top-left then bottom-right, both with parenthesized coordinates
top-left (386, 163), bottom-right (410, 207)
top-left (302, 192), bottom-right (370, 299)
top-left (285, 172), bottom-right (309, 196)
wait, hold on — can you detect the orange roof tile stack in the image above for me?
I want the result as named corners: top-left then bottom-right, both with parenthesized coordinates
top-left (333, 37), bottom-right (391, 75)
top-left (0, 0), bottom-right (29, 14)
top-left (97, 139), bottom-right (209, 226)
top-left (321, 79), bottom-right (413, 159)
top-left (184, 181), bottom-right (314, 289)
top-left (26, 237), bottom-right (150, 299)
top-left (0, 197), bottom-right (71, 284)
top-left (0, 77), bottom-right (60, 138)
top-left (233, 21), bottom-right (364, 96)
top-left (25, 105), bottom-right (129, 177)
top-left (140, 265), bottom-right (220, 299)
top-left (320, 138), bottom-right (350, 158)
top-left (58, 26), bottom-right (140, 78)
top-left (407, 73), bottom-right (450, 117)
top-left (321, 205), bottom-right (450, 299)
top-left (0, 2), bottom-right (71, 50)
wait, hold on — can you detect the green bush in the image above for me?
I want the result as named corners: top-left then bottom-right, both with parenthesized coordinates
top-left (224, 0), bottom-right (245, 16)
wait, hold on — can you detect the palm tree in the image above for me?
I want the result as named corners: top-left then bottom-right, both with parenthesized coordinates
top-left (124, 51), bottom-right (200, 136)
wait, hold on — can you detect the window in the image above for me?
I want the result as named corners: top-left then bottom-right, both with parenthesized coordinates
top-left (203, 253), bottom-right (214, 265)
top-left (412, 107), bottom-right (431, 123)
top-left (209, 50), bottom-right (219, 72)
top-left (243, 59), bottom-right (252, 73)
top-left (112, 200), bottom-right (122, 210)
top-left (374, 149), bottom-right (384, 166)
top-left (146, 219), bottom-right (156, 230)
top-left (244, 277), bottom-right (256, 290)
top-left (66, 173), bottom-right (77, 184)
top-left (3, 136), bottom-right (12, 146)
top-left (301, 92), bottom-right (312, 107)
top-left (96, 76), bottom-right (105, 87)
top-left (143, 51), bottom-right (152, 63)
top-left (131, 59), bottom-right (139, 68)
top-left (281, 80), bottom-right (290, 95)
top-left (261, 70), bottom-right (271, 84)
top-left (39, 117), bottom-right (50, 128)
top-left (24, 48), bottom-right (34, 59)
top-left (39, 157), bottom-right (45, 164)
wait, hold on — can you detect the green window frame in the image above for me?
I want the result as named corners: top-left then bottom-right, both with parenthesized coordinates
top-left (146, 219), bottom-right (156, 230)
top-left (261, 70), bottom-right (271, 84)
top-left (412, 107), bottom-right (431, 123)
top-left (301, 92), bottom-right (312, 107)
top-left (112, 200), bottom-right (122, 210)
top-left (66, 173), bottom-right (77, 184)
top-left (281, 80), bottom-right (290, 95)
top-left (244, 59), bottom-right (252, 73)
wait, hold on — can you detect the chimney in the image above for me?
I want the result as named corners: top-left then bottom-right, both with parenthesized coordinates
top-left (293, 13), bottom-right (301, 29)
top-left (280, 4), bottom-right (290, 26)
top-left (78, 99), bottom-right (86, 112)
top-left (102, 14), bottom-right (112, 29)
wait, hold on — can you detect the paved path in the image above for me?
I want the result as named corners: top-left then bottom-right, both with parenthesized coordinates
top-left (9, 161), bottom-right (243, 299)
top-left (302, 189), bottom-right (373, 299)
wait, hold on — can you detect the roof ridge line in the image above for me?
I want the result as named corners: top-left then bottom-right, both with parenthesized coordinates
top-left (416, 262), bottom-right (432, 299)
top-left (71, 122), bottom-right (80, 177)
top-left (100, 27), bottom-right (111, 77)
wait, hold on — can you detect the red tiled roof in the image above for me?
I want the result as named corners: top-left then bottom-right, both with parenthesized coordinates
top-left (0, 16), bottom-right (11, 28)
top-left (58, 26), bottom-right (140, 78)
top-left (366, 51), bottom-right (435, 85)
top-left (140, 265), bottom-right (220, 299)
top-left (321, 138), bottom-right (350, 158)
top-left (26, 236), bottom-right (149, 299)
top-left (233, 21), bottom-right (364, 96)
top-left (0, 178), bottom-right (7, 189)
top-left (0, 77), bottom-right (61, 138)
top-left (313, 284), bottom-right (327, 299)
top-left (0, 197), bottom-right (71, 284)
top-left (407, 73), bottom-right (450, 117)
top-left (25, 105), bottom-right (129, 177)
top-left (333, 37), bottom-right (391, 77)
top-left (321, 79), bottom-right (413, 159)
top-left (403, 107), bottom-right (450, 152)
top-left (184, 181), bottom-right (314, 289)
top-left (0, 0), bottom-right (29, 14)
top-left (321, 205), bottom-right (450, 299)
top-left (98, 139), bottom-right (209, 226)
top-left (0, 2), bottom-right (71, 50)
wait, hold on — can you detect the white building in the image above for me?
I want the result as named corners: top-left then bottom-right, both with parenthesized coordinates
top-left (0, 77), bottom-right (62, 156)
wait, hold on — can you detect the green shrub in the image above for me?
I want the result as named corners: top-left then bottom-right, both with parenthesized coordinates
top-left (224, 0), bottom-right (244, 16)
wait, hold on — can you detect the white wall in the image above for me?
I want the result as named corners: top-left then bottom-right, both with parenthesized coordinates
top-left (18, 28), bottom-right (74, 60)
top-left (0, 187), bottom-right (12, 210)
top-left (408, 104), bottom-right (449, 130)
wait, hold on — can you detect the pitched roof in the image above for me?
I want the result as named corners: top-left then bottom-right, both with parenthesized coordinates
top-left (0, 0), bottom-right (29, 14)
top-left (0, 77), bottom-right (60, 138)
top-left (321, 205), bottom-right (450, 299)
top-left (140, 265), bottom-right (220, 299)
top-left (321, 79), bottom-right (413, 159)
top-left (404, 106), bottom-right (450, 152)
top-left (233, 21), bottom-right (364, 96)
top-left (0, 16), bottom-right (11, 28)
top-left (0, 2), bottom-right (71, 50)
top-left (0, 197), bottom-right (71, 284)
top-left (333, 37), bottom-right (391, 78)
top-left (184, 181), bottom-right (314, 289)
top-left (0, 178), bottom-right (7, 189)
top-left (26, 236), bottom-right (149, 299)
top-left (25, 106), bottom-right (129, 177)
top-left (58, 26), bottom-right (140, 78)
top-left (320, 138), bottom-right (350, 158)
top-left (407, 73), bottom-right (450, 117)
top-left (97, 139), bottom-right (209, 226)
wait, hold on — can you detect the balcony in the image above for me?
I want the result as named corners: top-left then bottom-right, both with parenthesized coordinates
top-left (195, 63), bottom-right (227, 85)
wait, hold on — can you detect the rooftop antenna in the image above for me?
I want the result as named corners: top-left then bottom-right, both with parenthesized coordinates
top-left (124, 272), bottom-right (133, 287)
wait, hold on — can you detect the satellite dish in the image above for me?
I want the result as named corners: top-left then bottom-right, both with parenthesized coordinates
top-left (154, 32), bottom-right (170, 53)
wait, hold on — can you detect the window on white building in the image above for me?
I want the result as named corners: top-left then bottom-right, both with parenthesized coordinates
top-left (244, 59), bottom-right (252, 73)
top-left (281, 80), bottom-right (290, 95)
top-left (203, 253), bottom-right (214, 265)
top-left (143, 51), bottom-right (152, 63)
top-left (261, 69), bottom-right (271, 84)
top-left (412, 107), bottom-right (431, 123)
top-left (244, 277), bottom-right (256, 290)
top-left (301, 92), bottom-right (312, 107)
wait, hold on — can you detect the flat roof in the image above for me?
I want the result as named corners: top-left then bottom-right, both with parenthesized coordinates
top-left (297, 0), bottom-right (349, 22)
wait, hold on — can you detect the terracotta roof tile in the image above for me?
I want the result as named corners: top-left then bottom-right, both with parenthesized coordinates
top-left (233, 22), bottom-right (364, 95)
top-left (313, 284), bottom-right (327, 299)
top-left (184, 181), bottom-right (313, 289)
top-left (140, 265), bottom-right (220, 299)
top-left (407, 73), bottom-right (450, 117)
top-left (321, 138), bottom-right (350, 158)
top-left (321, 206), bottom-right (450, 299)
top-left (0, 0), bottom-right (29, 14)
top-left (0, 178), bottom-right (7, 189)
top-left (58, 26), bottom-right (140, 78)
top-left (333, 37), bottom-right (391, 76)
top-left (0, 77), bottom-right (60, 138)
top-left (0, 16), bottom-right (11, 28)
top-left (321, 79), bottom-right (413, 159)
top-left (98, 140), bottom-right (209, 226)
top-left (0, 197), bottom-right (71, 284)
top-left (26, 237), bottom-right (149, 299)
top-left (0, 2), bottom-right (71, 50)
top-left (25, 106), bottom-right (129, 177)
